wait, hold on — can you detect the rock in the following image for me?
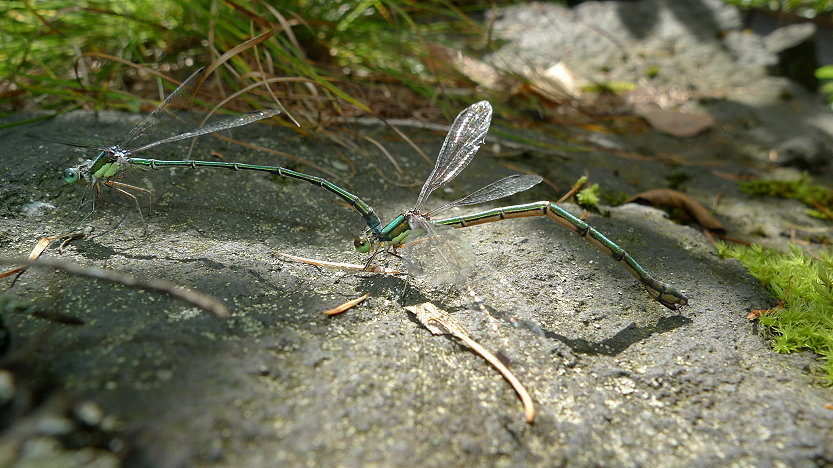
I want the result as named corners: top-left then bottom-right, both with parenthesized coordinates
top-left (765, 23), bottom-right (819, 91)
top-left (2, 1), bottom-right (833, 465)
top-left (774, 134), bottom-right (830, 170)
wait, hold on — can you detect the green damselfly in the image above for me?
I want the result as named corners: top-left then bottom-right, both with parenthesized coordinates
top-left (58, 67), bottom-right (284, 222)
top-left (65, 157), bottom-right (383, 234)
top-left (353, 101), bottom-right (688, 310)
top-left (59, 67), bottom-right (386, 231)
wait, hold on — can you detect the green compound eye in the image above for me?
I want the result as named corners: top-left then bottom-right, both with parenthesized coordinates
top-left (353, 237), bottom-right (372, 253)
top-left (63, 167), bottom-right (80, 184)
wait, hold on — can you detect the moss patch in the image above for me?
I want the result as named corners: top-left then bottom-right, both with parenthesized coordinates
top-left (739, 174), bottom-right (833, 220)
top-left (717, 242), bottom-right (833, 384)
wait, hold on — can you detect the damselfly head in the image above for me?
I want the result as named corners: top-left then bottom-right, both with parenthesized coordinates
top-left (353, 235), bottom-right (373, 254)
top-left (63, 159), bottom-right (95, 185)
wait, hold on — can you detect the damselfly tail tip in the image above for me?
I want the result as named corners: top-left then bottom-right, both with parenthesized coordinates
top-left (660, 292), bottom-right (688, 311)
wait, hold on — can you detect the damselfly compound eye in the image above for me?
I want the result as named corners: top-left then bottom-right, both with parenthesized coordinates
top-left (63, 167), bottom-right (80, 184)
top-left (354, 237), bottom-right (372, 253)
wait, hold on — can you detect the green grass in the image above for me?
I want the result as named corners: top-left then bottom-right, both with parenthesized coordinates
top-left (0, 0), bottom-right (519, 126)
top-left (739, 174), bottom-right (833, 220)
top-left (717, 242), bottom-right (833, 383)
top-left (1, 1), bottom-right (192, 112)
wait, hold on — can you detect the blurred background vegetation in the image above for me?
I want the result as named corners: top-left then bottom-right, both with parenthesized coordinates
top-left (0, 0), bottom-right (522, 130)
top-left (2, 0), bottom-right (831, 131)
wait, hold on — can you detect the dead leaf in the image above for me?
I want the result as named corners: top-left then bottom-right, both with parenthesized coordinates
top-left (633, 104), bottom-right (714, 137)
top-left (404, 302), bottom-right (535, 424)
top-left (747, 308), bottom-right (771, 320)
top-left (747, 300), bottom-right (784, 320)
top-left (624, 189), bottom-right (725, 233)
top-left (425, 44), bottom-right (518, 92)
top-left (526, 62), bottom-right (584, 101)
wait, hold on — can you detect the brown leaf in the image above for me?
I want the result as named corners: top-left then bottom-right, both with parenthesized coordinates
top-left (747, 300), bottom-right (784, 321)
top-left (747, 309), bottom-right (770, 320)
top-left (624, 189), bottom-right (725, 233)
top-left (425, 44), bottom-right (519, 93)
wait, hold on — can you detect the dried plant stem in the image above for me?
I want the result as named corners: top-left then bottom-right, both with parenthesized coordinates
top-left (276, 252), bottom-right (402, 274)
top-left (405, 302), bottom-right (535, 424)
top-left (0, 257), bottom-right (229, 318)
top-left (324, 293), bottom-right (370, 316)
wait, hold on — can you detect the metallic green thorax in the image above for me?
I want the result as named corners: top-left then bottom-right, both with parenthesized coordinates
top-left (377, 214), bottom-right (412, 246)
top-left (88, 152), bottom-right (116, 179)
top-left (64, 151), bottom-right (120, 185)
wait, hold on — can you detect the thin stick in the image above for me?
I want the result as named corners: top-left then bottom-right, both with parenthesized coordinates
top-left (276, 252), bottom-right (402, 274)
top-left (404, 302), bottom-right (536, 424)
top-left (358, 133), bottom-right (404, 175)
top-left (557, 175), bottom-right (587, 204)
top-left (0, 236), bottom-right (52, 279)
top-left (324, 292), bottom-right (370, 316)
top-left (0, 257), bottom-right (229, 318)
top-left (384, 120), bottom-right (433, 165)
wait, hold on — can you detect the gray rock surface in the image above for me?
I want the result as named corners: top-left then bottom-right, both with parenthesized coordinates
top-left (766, 23), bottom-right (819, 90)
top-left (1, 0), bottom-right (832, 466)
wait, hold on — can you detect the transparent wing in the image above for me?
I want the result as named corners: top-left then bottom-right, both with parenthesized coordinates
top-left (27, 133), bottom-right (110, 151)
top-left (430, 174), bottom-right (542, 216)
top-left (126, 109), bottom-right (281, 154)
top-left (400, 214), bottom-right (473, 288)
top-left (413, 101), bottom-right (493, 211)
top-left (118, 67), bottom-right (206, 149)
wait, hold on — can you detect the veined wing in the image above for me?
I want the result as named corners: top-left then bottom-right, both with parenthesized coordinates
top-left (430, 174), bottom-right (542, 216)
top-left (127, 109), bottom-right (281, 155)
top-left (28, 134), bottom-right (110, 152)
top-left (401, 214), bottom-right (473, 288)
top-left (118, 67), bottom-right (206, 149)
top-left (413, 101), bottom-right (493, 211)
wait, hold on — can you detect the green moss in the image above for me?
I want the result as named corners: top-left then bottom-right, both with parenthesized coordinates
top-left (576, 183), bottom-right (600, 210)
top-left (716, 242), bottom-right (833, 383)
top-left (721, 0), bottom-right (833, 15)
top-left (739, 174), bottom-right (833, 219)
top-left (602, 190), bottom-right (629, 207)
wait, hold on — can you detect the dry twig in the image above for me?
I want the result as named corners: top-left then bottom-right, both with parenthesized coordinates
top-left (0, 257), bottom-right (229, 318)
top-left (276, 252), bottom-right (402, 274)
top-left (404, 302), bottom-right (536, 424)
top-left (324, 293), bottom-right (370, 316)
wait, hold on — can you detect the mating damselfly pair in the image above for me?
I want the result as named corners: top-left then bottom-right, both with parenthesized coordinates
top-left (57, 68), bottom-right (687, 310)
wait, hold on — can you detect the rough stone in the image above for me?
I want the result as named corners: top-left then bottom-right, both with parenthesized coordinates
top-left (765, 23), bottom-right (820, 90)
top-left (1, 0), bottom-right (832, 466)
